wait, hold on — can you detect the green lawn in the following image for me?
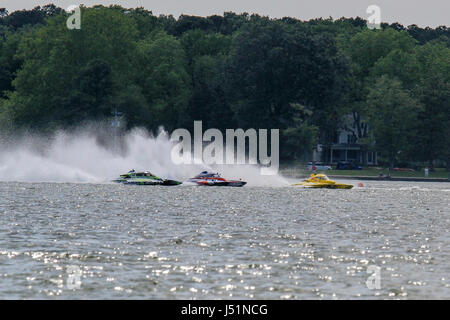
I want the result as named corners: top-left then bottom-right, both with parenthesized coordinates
top-left (280, 166), bottom-right (450, 178)
top-left (325, 168), bottom-right (449, 178)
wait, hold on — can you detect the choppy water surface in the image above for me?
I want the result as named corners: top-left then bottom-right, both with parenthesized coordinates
top-left (0, 180), bottom-right (449, 299)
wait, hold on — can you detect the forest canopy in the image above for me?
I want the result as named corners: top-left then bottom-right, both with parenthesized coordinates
top-left (0, 4), bottom-right (449, 168)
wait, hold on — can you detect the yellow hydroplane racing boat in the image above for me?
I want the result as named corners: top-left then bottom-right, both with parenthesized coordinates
top-left (293, 174), bottom-right (353, 189)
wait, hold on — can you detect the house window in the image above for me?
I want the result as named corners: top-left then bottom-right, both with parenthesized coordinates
top-left (347, 135), bottom-right (357, 144)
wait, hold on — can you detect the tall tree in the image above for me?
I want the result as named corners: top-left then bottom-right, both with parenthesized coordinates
top-left (180, 29), bottom-right (233, 130)
top-left (228, 21), bottom-right (348, 128)
top-left (339, 28), bottom-right (417, 164)
top-left (412, 42), bottom-right (450, 169)
top-left (134, 31), bottom-right (191, 132)
top-left (6, 6), bottom-right (139, 128)
top-left (366, 76), bottom-right (420, 170)
top-left (227, 20), bottom-right (349, 159)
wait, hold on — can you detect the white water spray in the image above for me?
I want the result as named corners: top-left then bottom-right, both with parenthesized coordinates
top-left (0, 127), bottom-right (289, 186)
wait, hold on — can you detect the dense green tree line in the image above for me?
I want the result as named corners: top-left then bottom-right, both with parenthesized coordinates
top-left (0, 5), bottom-right (449, 168)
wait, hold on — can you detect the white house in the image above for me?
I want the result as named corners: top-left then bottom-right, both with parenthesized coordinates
top-left (313, 114), bottom-right (377, 165)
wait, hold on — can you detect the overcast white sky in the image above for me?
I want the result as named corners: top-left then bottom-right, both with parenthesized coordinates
top-left (1, 0), bottom-right (449, 27)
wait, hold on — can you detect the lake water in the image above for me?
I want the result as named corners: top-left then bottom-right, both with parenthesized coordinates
top-left (0, 180), bottom-right (449, 299)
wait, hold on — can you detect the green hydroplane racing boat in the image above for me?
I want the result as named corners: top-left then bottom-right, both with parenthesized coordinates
top-left (113, 170), bottom-right (181, 186)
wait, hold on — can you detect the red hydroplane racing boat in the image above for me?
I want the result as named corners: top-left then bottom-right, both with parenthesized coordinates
top-left (187, 171), bottom-right (246, 187)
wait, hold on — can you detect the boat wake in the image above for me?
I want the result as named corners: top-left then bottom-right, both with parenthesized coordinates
top-left (0, 127), bottom-right (289, 187)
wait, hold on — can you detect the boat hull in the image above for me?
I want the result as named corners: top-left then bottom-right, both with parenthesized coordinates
top-left (226, 181), bottom-right (247, 187)
top-left (305, 183), bottom-right (353, 189)
top-left (114, 178), bottom-right (181, 186)
top-left (188, 179), bottom-right (247, 187)
top-left (292, 174), bottom-right (354, 189)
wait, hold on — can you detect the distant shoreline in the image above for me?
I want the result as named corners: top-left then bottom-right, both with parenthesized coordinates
top-left (284, 174), bottom-right (449, 182)
top-left (330, 175), bottom-right (449, 182)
